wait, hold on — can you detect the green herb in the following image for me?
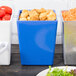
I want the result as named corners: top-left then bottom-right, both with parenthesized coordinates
top-left (46, 66), bottom-right (73, 76)
top-left (46, 66), bottom-right (52, 76)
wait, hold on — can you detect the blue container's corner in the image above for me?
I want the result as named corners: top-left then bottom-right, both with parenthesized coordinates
top-left (17, 10), bottom-right (58, 65)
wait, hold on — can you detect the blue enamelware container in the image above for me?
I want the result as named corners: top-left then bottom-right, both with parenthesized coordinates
top-left (17, 10), bottom-right (58, 65)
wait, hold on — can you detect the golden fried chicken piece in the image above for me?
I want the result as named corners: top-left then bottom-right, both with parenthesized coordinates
top-left (40, 8), bottom-right (46, 13)
top-left (19, 18), bottom-right (27, 21)
top-left (46, 9), bottom-right (53, 14)
top-left (22, 10), bottom-right (28, 13)
top-left (20, 12), bottom-right (29, 18)
top-left (29, 10), bottom-right (39, 20)
top-left (31, 9), bottom-right (38, 12)
top-left (35, 8), bottom-right (46, 14)
top-left (27, 16), bottom-right (31, 21)
top-left (47, 11), bottom-right (56, 20)
top-left (31, 9), bottom-right (39, 15)
top-left (47, 16), bottom-right (56, 20)
top-left (39, 12), bottom-right (47, 20)
top-left (34, 9), bottom-right (41, 14)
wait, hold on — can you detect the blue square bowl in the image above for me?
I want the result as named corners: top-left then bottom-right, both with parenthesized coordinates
top-left (17, 10), bottom-right (58, 65)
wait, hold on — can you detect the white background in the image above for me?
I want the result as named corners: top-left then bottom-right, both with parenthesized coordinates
top-left (0, 0), bottom-right (76, 44)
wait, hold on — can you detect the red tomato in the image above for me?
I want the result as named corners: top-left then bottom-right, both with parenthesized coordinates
top-left (0, 10), bottom-right (6, 17)
top-left (0, 17), bottom-right (2, 20)
top-left (0, 6), bottom-right (12, 14)
top-left (2, 14), bottom-right (11, 20)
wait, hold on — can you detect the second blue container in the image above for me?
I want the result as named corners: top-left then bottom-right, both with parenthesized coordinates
top-left (17, 10), bottom-right (58, 65)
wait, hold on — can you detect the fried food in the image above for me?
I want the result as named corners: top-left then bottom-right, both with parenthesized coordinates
top-left (29, 10), bottom-right (39, 20)
top-left (19, 8), bottom-right (56, 21)
top-left (39, 12), bottom-right (47, 20)
top-left (27, 16), bottom-right (31, 21)
top-left (47, 11), bottom-right (56, 20)
top-left (46, 9), bottom-right (53, 14)
top-left (20, 12), bottom-right (29, 18)
top-left (19, 18), bottom-right (27, 21)
top-left (62, 8), bottom-right (76, 21)
top-left (37, 8), bottom-right (46, 14)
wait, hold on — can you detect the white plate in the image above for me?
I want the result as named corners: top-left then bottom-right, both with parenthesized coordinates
top-left (36, 66), bottom-right (76, 76)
